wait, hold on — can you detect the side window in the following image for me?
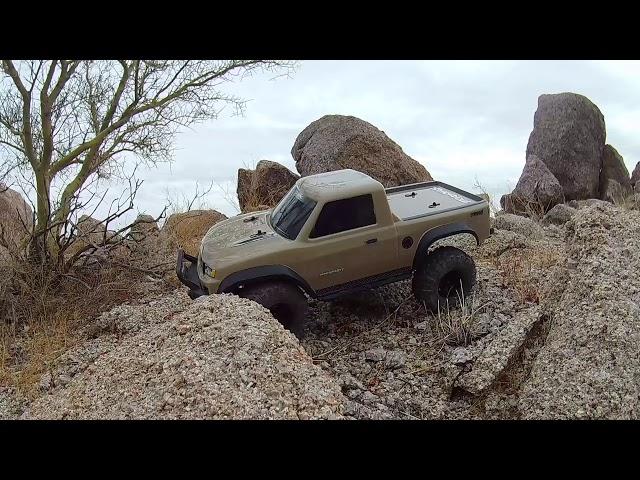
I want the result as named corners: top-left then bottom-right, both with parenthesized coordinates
top-left (310, 194), bottom-right (376, 238)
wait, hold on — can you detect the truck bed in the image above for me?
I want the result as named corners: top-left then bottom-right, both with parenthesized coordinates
top-left (386, 181), bottom-right (485, 221)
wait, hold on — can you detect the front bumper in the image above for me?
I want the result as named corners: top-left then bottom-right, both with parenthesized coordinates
top-left (176, 249), bottom-right (208, 299)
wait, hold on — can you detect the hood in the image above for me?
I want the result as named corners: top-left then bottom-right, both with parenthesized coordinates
top-left (200, 210), bottom-right (288, 267)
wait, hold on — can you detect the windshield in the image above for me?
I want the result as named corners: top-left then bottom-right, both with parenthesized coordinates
top-left (270, 187), bottom-right (317, 240)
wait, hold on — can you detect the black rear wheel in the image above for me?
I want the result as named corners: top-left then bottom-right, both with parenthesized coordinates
top-left (412, 246), bottom-right (477, 313)
top-left (239, 281), bottom-right (309, 339)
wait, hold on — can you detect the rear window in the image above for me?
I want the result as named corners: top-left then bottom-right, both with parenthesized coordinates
top-left (310, 194), bottom-right (376, 238)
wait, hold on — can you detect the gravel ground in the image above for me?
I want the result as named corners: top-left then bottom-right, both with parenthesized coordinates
top-left (301, 223), bottom-right (565, 419)
top-left (0, 387), bottom-right (22, 420)
top-left (7, 214), bottom-right (567, 420)
top-left (7, 207), bottom-right (598, 421)
top-left (22, 293), bottom-right (345, 419)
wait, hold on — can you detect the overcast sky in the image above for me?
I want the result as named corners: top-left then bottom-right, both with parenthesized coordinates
top-left (102, 60), bottom-right (640, 222)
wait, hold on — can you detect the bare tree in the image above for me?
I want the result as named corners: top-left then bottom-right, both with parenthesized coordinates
top-left (0, 60), bottom-right (295, 267)
top-left (164, 179), bottom-right (215, 216)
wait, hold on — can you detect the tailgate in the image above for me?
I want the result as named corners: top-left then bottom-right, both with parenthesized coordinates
top-left (386, 181), bottom-right (484, 221)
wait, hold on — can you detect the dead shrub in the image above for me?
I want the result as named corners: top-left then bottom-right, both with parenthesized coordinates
top-left (472, 178), bottom-right (500, 217)
top-left (611, 191), bottom-right (640, 211)
top-left (0, 245), bottom-right (170, 398)
top-left (237, 160), bottom-right (275, 214)
top-left (430, 286), bottom-right (488, 347)
top-left (241, 170), bottom-right (272, 213)
top-left (163, 210), bottom-right (227, 256)
top-left (501, 193), bottom-right (551, 222)
top-left (493, 247), bottom-right (561, 305)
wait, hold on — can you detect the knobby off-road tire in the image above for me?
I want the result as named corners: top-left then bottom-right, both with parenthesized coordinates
top-left (412, 246), bottom-right (477, 313)
top-left (239, 281), bottom-right (309, 339)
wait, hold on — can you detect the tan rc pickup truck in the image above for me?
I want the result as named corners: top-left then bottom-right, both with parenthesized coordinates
top-left (177, 169), bottom-right (491, 338)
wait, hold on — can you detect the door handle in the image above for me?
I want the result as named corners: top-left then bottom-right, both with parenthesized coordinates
top-left (365, 238), bottom-right (377, 244)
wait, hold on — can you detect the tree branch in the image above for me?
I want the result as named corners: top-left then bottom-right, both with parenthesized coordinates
top-left (2, 60), bottom-right (38, 169)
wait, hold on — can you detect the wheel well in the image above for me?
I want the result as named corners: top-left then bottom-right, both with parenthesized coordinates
top-left (427, 232), bottom-right (478, 253)
top-left (222, 275), bottom-right (311, 298)
top-left (413, 226), bottom-right (479, 269)
top-left (218, 265), bottom-right (315, 297)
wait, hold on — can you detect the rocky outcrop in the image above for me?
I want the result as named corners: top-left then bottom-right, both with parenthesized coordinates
top-left (455, 306), bottom-right (542, 396)
top-left (64, 215), bottom-right (127, 265)
top-left (0, 184), bottom-right (33, 253)
top-left (500, 155), bottom-right (564, 215)
top-left (526, 92), bottom-right (606, 201)
top-left (162, 209), bottom-right (227, 256)
top-left (115, 210), bottom-right (227, 280)
top-left (74, 215), bottom-right (121, 246)
top-left (22, 292), bottom-right (345, 420)
top-left (13, 190), bottom-right (640, 421)
top-left (518, 203), bottom-right (640, 419)
top-left (601, 180), bottom-right (630, 205)
top-left (631, 162), bottom-right (640, 187)
top-left (237, 160), bottom-right (299, 213)
top-left (567, 198), bottom-right (609, 210)
top-left (291, 115), bottom-right (432, 188)
top-left (493, 212), bottom-right (545, 239)
top-left (501, 93), bottom-right (635, 214)
top-left (129, 214), bottom-right (159, 242)
top-left (542, 203), bottom-right (575, 226)
top-left (599, 145), bottom-right (632, 203)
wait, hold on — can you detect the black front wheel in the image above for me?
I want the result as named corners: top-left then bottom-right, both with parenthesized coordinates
top-left (239, 281), bottom-right (309, 339)
top-left (412, 246), bottom-right (477, 313)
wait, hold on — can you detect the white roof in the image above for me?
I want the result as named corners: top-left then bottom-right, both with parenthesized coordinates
top-left (297, 169), bottom-right (383, 202)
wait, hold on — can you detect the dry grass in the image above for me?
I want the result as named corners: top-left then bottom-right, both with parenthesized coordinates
top-left (238, 161), bottom-right (277, 214)
top-left (473, 178), bottom-right (500, 217)
top-left (611, 191), bottom-right (640, 211)
top-left (0, 310), bottom-right (73, 397)
top-left (163, 210), bottom-right (226, 256)
top-left (237, 160), bottom-right (297, 214)
top-left (478, 176), bottom-right (554, 220)
top-left (493, 246), bottom-right (561, 305)
top-left (0, 251), bottom-right (155, 399)
top-left (431, 287), bottom-right (487, 347)
top-left (472, 177), bottom-right (550, 219)
top-left (502, 193), bottom-right (551, 221)
top-left (214, 160), bottom-right (265, 215)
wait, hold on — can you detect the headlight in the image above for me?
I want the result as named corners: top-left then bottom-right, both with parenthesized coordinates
top-left (203, 263), bottom-right (216, 278)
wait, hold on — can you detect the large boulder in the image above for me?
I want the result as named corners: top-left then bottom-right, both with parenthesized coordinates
top-left (526, 93), bottom-right (606, 201)
top-left (500, 155), bottom-right (564, 216)
top-left (291, 115), bottom-right (432, 187)
top-left (66, 215), bottom-right (126, 264)
top-left (237, 160), bottom-right (299, 213)
top-left (601, 180), bottom-right (630, 206)
top-left (631, 162), bottom-right (640, 187)
top-left (162, 209), bottom-right (227, 256)
top-left (75, 215), bottom-right (117, 245)
top-left (0, 184), bottom-right (33, 253)
top-left (518, 203), bottom-right (640, 419)
top-left (599, 145), bottom-right (632, 203)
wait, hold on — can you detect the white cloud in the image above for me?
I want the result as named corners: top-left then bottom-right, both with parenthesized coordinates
top-left (86, 60), bottom-right (640, 225)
